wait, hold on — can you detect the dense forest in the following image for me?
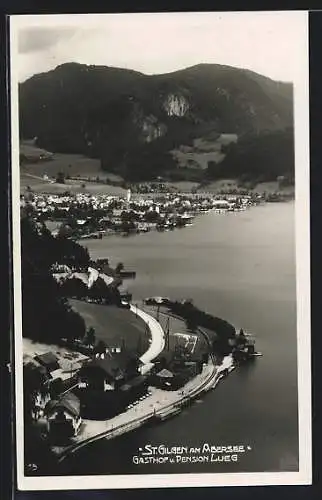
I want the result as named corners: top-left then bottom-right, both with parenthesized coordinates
top-left (206, 127), bottom-right (295, 185)
top-left (21, 209), bottom-right (89, 344)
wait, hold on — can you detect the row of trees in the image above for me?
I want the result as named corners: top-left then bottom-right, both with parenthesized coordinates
top-left (166, 299), bottom-right (236, 357)
top-left (60, 276), bottom-right (122, 305)
top-left (21, 209), bottom-right (90, 268)
top-left (21, 213), bottom-right (89, 344)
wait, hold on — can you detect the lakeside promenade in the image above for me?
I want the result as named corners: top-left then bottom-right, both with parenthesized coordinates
top-left (56, 355), bottom-right (234, 462)
top-left (51, 303), bottom-right (234, 462)
top-left (51, 303), bottom-right (167, 458)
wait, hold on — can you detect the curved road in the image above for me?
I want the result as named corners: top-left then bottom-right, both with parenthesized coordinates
top-left (130, 305), bottom-right (165, 365)
top-left (55, 303), bottom-right (234, 462)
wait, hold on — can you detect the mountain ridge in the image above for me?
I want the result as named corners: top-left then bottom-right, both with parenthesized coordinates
top-left (22, 61), bottom-right (293, 84)
top-left (19, 62), bottom-right (294, 182)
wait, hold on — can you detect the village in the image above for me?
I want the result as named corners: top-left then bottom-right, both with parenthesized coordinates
top-left (20, 188), bottom-right (267, 241)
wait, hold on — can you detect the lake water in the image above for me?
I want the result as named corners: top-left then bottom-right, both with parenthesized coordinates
top-left (59, 201), bottom-right (298, 475)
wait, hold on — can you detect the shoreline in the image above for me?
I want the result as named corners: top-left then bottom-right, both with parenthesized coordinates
top-left (56, 356), bottom-right (234, 464)
top-left (25, 214), bottom-right (259, 470)
top-left (51, 303), bottom-right (235, 464)
top-left (22, 199), bottom-right (293, 478)
top-left (23, 184), bottom-right (294, 246)
top-left (74, 199), bottom-right (294, 244)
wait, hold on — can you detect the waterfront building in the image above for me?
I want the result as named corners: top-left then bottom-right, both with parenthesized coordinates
top-left (153, 369), bottom-right (186, 390)
top-left (153, 368), bottom-right (176, 390)
top-left (152, 361), bottom-right (200, 391)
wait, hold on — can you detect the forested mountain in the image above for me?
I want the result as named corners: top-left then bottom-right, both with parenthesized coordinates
top-left (19, 62), bottom-right (294, 182)
top-left (207, 127), bottom-right (295, 184)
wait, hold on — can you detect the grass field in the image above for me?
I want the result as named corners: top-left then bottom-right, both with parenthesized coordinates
top-left (20, 142), bottom-right (294, 197)
top-left (20, 173), bottom-right (127, 196)
top-left (143, 304), bottom-right (208, 359)
top-left (69, 299), bottom-right (149, 356)
top-left (20, 141), bottom-right (124, 191)
top-left (21, 151), bottom-right (102, 180)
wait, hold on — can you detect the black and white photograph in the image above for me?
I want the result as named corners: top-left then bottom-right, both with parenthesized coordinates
top-left (10, 11), bottom-right (311, 490)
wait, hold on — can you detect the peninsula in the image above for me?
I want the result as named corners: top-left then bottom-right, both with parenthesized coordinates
top-left (21, 195), bottom-right (260, 475)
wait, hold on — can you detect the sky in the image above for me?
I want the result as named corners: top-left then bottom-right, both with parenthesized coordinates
top-left (12, 12), bottom-right (308, 83)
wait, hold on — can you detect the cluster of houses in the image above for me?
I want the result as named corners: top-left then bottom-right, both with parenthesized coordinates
top-left (23, 349), bottom-right (87, 439)
top-left (23, 343), bottom-right (148, 440)
top-left (20, 190), bottom-right (262, 240)
top-left (23, 326), bottom-right (211, 443)
top-left (77, 347), bottom-right (150, 419)
top-left (50, 261), bottom-right (132, 306)
top-left (23, 292), bottom-right (256, 444)
top-left (52, 264), bottom-right (114, 293)
top-left (151, 341), bottom-right (208, 391)
top-left (132, 182), bottom-right (177, 194)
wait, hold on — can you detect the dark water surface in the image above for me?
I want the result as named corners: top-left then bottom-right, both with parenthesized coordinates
top-left (60, 202), bottom-right (298, 475)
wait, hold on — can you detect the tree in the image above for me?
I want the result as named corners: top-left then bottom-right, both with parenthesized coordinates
top-left (57, 223), bottom-right (73, 239)
top-left (21, 214), bottom-right (87, 344)
top-left (115, 262), bottom-right (124, 275)
top-left (61, 277), bottom-right (87, 299)
top-left (207, 128), bottom-right (294, 184)
top-left (90, 277), bottom-right (108, 302)
top-left (173, 343), bottom-right (189, 367)
top-left (49, 378), bottom-right (64, 398)
top-left (23, 363), bottom-right (49, 422)
top-left (63, 308), bottom-right (86, 341)
top-left (86, 327), bottom-right (96, 347)
top-left (236, 328), bottom-right (247, 348)
top-left (55, 171), bottom-right (65, 184)
top-left (94, 340), bottom-right (107, 356)
top-left (186, 316), bottom-right (198, 332)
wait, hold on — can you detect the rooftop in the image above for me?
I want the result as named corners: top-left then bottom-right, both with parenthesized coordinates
top-left (34, 352), bottom-right (60, 371)
top-left (80, 349), bottom-right (140, 381)
top-left (45, 392), bottom-right (81, 418)
top-left (157, 368), bottom-right (174, 378)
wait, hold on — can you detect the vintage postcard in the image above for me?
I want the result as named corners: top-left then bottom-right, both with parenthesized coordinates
top-left (9, 11), bottom-right (311, 490)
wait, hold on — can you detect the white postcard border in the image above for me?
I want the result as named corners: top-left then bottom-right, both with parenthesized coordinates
top-left (9, 11), bottom-right (311, 490)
